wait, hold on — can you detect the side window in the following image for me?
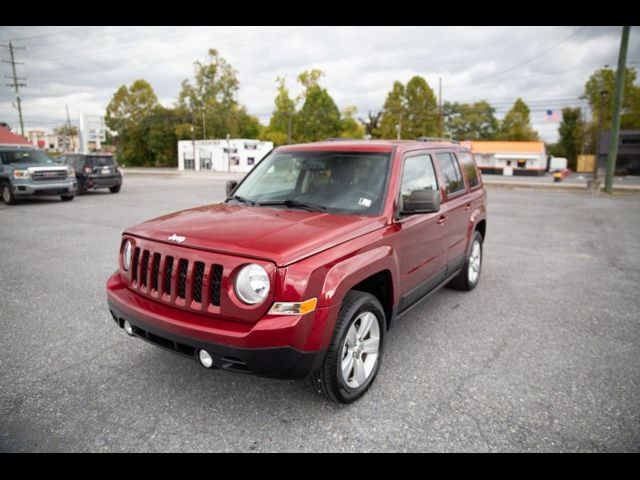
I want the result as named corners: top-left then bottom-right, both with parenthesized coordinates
top-left (458, 151), bottom-right (480, 188)
top-left (400, 154), bottom-right (438, 203)
top-left (437, 153), bottom-right (465, 196)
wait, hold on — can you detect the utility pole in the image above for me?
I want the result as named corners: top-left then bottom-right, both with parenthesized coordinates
top-left (396, 113), bottom-right (401, 140)
top-left (604, 26), bottom-right (631, 194)
top-left (287, 112), bottom-right (293, 145)
top-left (438, 77), bottom-right (443, 138)
top-left (202, 111), bottom-right (206, 140)
top-left (190, 109), bottom-right (196, 171)
top-left (591, 90), bottom-right (608, 189)
top-left (2, 41), bottom-right (26, 138)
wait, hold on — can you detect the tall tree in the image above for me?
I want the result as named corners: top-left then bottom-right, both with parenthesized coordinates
top-left (498, 98), bottom-right (539, 141)
top-left (293, 70), bottom-right (341, 142)
top-left (444, 101), bottom-right (498, 140)
top-left (403, 76), bottom-right (438, 139)
top-left (583, 67), bottom-right (640, 130)
top-left (177, 49), bottom-right (256, 139)
top-left (105, 79), bottom-right (160, 165)
top-left (556, 107), bottom-right (585, 169)
top-left (339, 106), bottom-right (365, 139)
top-left (378, 81), bottom-right (406, 139)
top-left (261, 76), bottom-right (296, 145)
top-left (378, 76), bottom-right (438, 139)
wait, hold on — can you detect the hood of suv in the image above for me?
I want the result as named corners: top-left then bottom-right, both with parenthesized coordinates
top-left (125, 203), bottom-right (386, 266)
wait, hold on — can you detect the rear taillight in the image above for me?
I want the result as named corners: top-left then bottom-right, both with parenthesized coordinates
top-left (83, 166), bottom-right (92, 174)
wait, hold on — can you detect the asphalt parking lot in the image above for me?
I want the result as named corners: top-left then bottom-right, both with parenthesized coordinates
top-left (1, 175), bottom-right (639, 452)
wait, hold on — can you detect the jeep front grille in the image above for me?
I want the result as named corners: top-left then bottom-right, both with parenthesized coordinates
top-left (130, 247), bottom-right (223, 311)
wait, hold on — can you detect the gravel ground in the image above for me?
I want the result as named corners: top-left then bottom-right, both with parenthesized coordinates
top-left (1, 175), bottom-right (639, 452)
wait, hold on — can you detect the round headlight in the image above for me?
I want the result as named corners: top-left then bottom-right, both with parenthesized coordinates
top-left (235, 263), bottom-right (270, 304)
top-left (122, 239), bottom-right (132, 271)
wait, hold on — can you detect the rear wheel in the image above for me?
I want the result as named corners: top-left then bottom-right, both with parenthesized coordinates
top-left (109, 184), bottom-right (121, 193)
top-left (60, 195), bottom-right (74, 202)
top-left (449, 230), bottom-right (483, 291)
top-left (306, 291), bottom-right (386, 403)
top-left (2, 183), bottom-right (16, 205)
top-left (77, 179), bottom-right (86, 195)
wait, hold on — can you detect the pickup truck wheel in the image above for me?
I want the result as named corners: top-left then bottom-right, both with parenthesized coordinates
top-left (2, 183), bottom-right (16, 205)
top-left (449, 231), bottom-right (483, 291)
top-left (60, 195), bottom-right (74, 201)
top-left (306, 290), bottom-right (386, 403)
top-left (109, 184), bottom-right (121, 193)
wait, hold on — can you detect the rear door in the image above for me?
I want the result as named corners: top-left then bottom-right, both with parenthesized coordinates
top-left (397, 152), bottom-right (448, 310)
top-left (434, 151), bottom-right (469, 273)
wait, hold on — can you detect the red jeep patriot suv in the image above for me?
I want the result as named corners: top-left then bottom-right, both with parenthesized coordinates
top-left (106, 139), bottom-right (487, 403)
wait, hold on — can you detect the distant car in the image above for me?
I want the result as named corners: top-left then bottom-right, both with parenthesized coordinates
top-left (0, 146), bottom-right (77, 205)
top-left (60, 153), bottom-right (122, 195)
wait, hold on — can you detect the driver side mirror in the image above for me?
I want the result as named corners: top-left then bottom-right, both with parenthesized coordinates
top-left (401, 190), bottom-right (440, 215)
top-left (226, 180), bottom-right (238, 197)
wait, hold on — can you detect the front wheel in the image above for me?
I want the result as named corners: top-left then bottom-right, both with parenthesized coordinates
top-left (109, 184), bottom-right (121, 193)
top-left (60, 195), bottom-right (75, 202)
top-left (306, 291), bottom-right (386, 403)
top-left (449, 231), bottom-right (483, 291)
top-left (2, 183), bottom-right (16, 205)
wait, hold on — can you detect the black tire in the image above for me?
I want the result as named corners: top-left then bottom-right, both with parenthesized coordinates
top-left (109, 184), bottom-right (121, 193)
top-left (77, 178), bottom-right (86, 195)
top-left (2, 182), bottom-right (16, 205)
top-left (449, 230), bottom-right (483, 291)
top-left (305, 290), bottom-right (386, 403)
top-left (60, 195), bottom-right (74, 202)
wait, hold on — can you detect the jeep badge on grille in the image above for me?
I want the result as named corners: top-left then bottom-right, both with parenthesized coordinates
top-left (168, 234), bottom-right (186, 243)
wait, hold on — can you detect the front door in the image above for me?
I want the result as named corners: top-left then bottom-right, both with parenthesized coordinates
top-left (397, 152), bottom-right (448, 311)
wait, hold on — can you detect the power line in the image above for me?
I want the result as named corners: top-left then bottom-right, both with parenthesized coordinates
top-left (1, 41), bottom-right (26, 137)
top-left (471, 26), bottom-right (588, 83)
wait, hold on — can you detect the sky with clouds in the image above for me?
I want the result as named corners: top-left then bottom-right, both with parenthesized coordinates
top-left (1, 25), bottom-right (638, 142)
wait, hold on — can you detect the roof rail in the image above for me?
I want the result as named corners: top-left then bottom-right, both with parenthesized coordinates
top-left (416, 137), bottom-right (460, 144)
top-left (324, 138), bottom-right (364, 141)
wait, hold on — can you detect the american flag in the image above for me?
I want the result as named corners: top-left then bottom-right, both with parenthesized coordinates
top-left (545, 110), bottom-right (560, 122)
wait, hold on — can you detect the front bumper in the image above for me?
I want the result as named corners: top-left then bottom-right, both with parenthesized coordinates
top-left (107, 272), bottom-right (337, 379)
top-left (13, 179), bottom-right (77, 197)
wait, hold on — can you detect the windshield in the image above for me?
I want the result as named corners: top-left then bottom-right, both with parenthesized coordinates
top-left (86, 156), bottom-right (116, 167)
top-left (232, 150), bottom-right (391, 215)
top-left (0, 148), bottom-right (56, 165)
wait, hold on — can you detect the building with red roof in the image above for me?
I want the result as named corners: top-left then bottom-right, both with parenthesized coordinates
top-left (0, 125), bottom-right (30, 146)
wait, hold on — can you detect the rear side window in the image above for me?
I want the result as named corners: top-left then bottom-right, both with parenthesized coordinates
top-left (458, 152), bottom-right (480, 188)
top-left (86, 156), bottom-right (116, 167)
top-left (400, 154), bottom-right (438, 202)
top-left (436, 153), bottom-right (465, 196)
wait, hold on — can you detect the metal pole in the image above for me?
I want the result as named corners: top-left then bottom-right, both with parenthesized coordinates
top-left (287, 112), bottom-right (292, 145)
top-left (604, 26), bottom-right (631, 194)
top-left (438, 77), bottom-right (443, 138)
top-left (592, 91), bottom-right (607, 183)
top-left (202, 111), bottom-right (206, 140)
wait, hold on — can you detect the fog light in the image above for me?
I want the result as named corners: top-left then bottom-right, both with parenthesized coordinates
top-left (123, 320), bottom-right (134, 336)
top-left (198, 349), bottom-right (213, 368)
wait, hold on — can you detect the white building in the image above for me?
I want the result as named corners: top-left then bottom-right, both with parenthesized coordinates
top-left (178, 139), bottom-right (273, 173)
top-left (466, 141), bottom-right (548, 176)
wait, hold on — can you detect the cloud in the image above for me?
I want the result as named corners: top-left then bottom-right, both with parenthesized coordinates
top-left (0, 25), bottom-right (638, 142)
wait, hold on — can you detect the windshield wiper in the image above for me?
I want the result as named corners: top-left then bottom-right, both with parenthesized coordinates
top-left (226, 195), bottom-right (256, 206)
top-left (258, 199), bottom-right (329, 213)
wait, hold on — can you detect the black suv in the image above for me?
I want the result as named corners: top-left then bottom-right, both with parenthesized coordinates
top-left (60, 153), bottom-right (122, 195)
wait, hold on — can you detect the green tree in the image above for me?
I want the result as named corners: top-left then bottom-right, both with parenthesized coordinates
top-left (378, 81), bottom-right (406, 139)
top-left (378, 76), bottom-right (438, 139)
top-left (178, 49), bottom-right (254, 139)
top-left (261, 76), bottom-right (296, 145)
top-left (339, 106), bottom-right (365, 139)
top-left (293, 70), bottom-right (341, 142)
top-left (444, 101), bottom-right (498, 140)
top-left (105, 79), bottom-right (160, 165)
top-left (583, 67), bottom-right (640, 130)
top-left (53, 124), bottom-right (79, 137)
top-left (145, 107), bottom-right (179, 167)
top-left (497, 98), bottom-right (539, 141)
top-left (556, 107), bottom-right (585, 169)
